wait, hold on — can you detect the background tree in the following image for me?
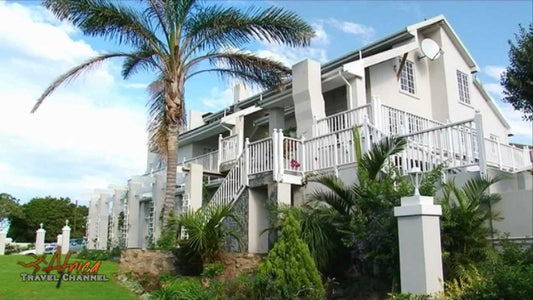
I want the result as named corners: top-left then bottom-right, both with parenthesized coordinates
top-left (33, 0), bottom-right (314, 227)
top-left (7, 196), bottom-right (88, 242)
top-left (501, 23), bottom-right (533, 121)
top-left (0, 193), bottom-right (23, 224)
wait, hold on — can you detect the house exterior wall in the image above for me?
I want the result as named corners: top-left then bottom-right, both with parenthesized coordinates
top-left (437, 27), bottom-right (510, 142)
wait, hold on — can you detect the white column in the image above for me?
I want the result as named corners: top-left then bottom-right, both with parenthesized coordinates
top-left (394, 195), bottom-right (444, 294)
top-left (61, 220), bottom-right (71, 254)
top-left (35, 223), bottom-right (46, 255)
top-left (186, 163), bottom-right (203, 210)
top-left (57, 234), bottom-right (63, 246)
top-left (474, 111), bottom-right (487, 176)
top-left (0, 230), bottom-right (6, 255)
top-left (292, 59), bottom-right (326, 138)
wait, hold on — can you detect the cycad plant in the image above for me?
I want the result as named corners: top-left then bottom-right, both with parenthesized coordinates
top-left (177, 203), bottom-right (242, 263)
top-left (439, 175), bottom-right (503, 279)
top-left (31, 0), bottom-right (314, 227)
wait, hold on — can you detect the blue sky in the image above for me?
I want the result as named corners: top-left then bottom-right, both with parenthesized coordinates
top-left (0, 0), bottom-right (531, 205)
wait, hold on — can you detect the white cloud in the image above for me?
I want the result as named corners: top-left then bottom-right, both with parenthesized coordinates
top-left (484, 83), bottom-right (505, 99)
top-left (484, 65), bottom-right (506, 81)
top-left (312, 22), bottom-right (329, 46)
top-left (123, 82), bottom-right (149, 89)
top-left (201, 87), bottom-right (234, 110)
top-left (0, 2), bottom-right (147, 203)
top-left (326, 18), bottom-right (375, 43)
top-left (498, 102), bottom-right (533, 140)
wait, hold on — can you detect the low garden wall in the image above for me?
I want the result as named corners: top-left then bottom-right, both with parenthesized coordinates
top-left (118, 249), bottom-right (175, 290)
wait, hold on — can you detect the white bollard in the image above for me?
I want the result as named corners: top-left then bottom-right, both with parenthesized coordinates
top-left (61, 220), bottom-right (71, 254)
top-left (57, 234), bottom-right (63, 246)
top-left (394, 195), bottom-right (444, 294)
top-left (36, 223), bottom-right (46, 255)
top-left (0, 230), bottom-right (6, 255)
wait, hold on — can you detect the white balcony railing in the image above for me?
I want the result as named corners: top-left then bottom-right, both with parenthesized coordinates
top-left (182, 150), bottom-right (219, 173)
top-left (219, 134), bottom-right (239, 165)
top-left (314, 105), bottom-right (371, 136)
top-left (248, 137), bottom-right (274, 175)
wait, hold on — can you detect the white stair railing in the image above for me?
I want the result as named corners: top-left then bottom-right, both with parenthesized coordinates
top-left (396, 117), bottom-right (480, 174)
top-left (209, 151), bottom-right (247, 206)
top-left (381, 104), bottom-right (443, 136)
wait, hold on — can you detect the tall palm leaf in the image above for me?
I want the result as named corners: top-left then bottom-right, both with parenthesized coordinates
top-left (32, 0), bottom-right (314, 227)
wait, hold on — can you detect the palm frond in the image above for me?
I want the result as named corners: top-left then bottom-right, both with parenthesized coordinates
top-left (360, 136), bottom-right (407, 180)
top-left (186, 51), bottom-right (290, 89)
top-left (146, 78), bottom-right (168, 159)
top-left (31, 52), bottom-right (127, 113)
top-left (309, 175), bottom-right (357, 215)
top-left (44, 0), bottom-right (167, 57)
top-left (121, 46), bottom-right (160, 79)
top-left (184, 5), bottom-right (313, 58)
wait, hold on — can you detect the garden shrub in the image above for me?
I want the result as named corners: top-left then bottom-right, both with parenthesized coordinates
top-left (156, 212), bottom-right (179, 251)
top-left (77, 248), bottom-right (109, 260)
top-left (259, 211), bottom-right (325, 299)
top-left (200, 263), bottom-right (225, 279)
top-left (149, 277), bottom-right (222, 300)
top-left (225, 270), bottom-right (284, 300)
top-left (172, 242), bottom-right (203, 276)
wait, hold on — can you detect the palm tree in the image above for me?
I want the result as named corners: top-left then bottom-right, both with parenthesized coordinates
top-left (439, 175), bottom-right (503, 279)
top-left (177, 202), bottom-right (242, 263)
top-left (31, 0), bottom-right (314, 227)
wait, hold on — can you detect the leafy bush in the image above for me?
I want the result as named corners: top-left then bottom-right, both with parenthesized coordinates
top-left (259, 211), bottom-right (325, 299)
top-left (225, 271), bottom-right (285, 300)
top-left (4, 243), bottom-right (31, 255)
top-left (172, 242), bottom-right (203, 276)
top-left (156, 212), bottom-right (179, 251)
top-left (149, 278), bottom-right (222, 300)
top-left (76, 248), bottom-right (109, 260)
top-left (200, 263), bottom-right (225, 279)
top-left (387, 293), bottom-right (432, 300)
top-left (442, 241), bottom-right (533, 300)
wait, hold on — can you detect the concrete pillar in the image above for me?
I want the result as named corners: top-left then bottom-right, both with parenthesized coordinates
top-left (233, 83), bottom-right (249, 104)
top-left (269, 107), bottom-right (285, 135)
top-left (97, 194), bottom-right (109, 250)
top-left (186, 163), bottom-right (203, 210)
top-left (61, 220), bottom-right (71, 254)
top-left (57, 234), bottom-right (63, 246)
top-left (394, 195), bottom-right (444, 294)
top-left (248, 188), bottom-right (269, 254)
top-left (0, 230), bottom-right (6, 255)
top-left (109, 186), bottom-right (127, 248)
top-left (268, 182), bottom-right (291, 206)
top-left (152, 172), bottom-right (166, 241)
top-left (35, 223), bottom-right (45, 255)
top-left (292, 59), bottom-right (326, 138)
top-left (126, 181), bottom-right (141, 248)
top-left (86, 196), bottom-right (99, 249)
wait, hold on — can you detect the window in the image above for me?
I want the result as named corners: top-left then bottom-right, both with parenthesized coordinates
top-left (400, 60), bottom-right (416, 94)
top-left (457, 70), bottom-right (471, 104)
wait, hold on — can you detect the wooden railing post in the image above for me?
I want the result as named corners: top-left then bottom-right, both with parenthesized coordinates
top-left (362, 115), bottom-right (371, 153)
top-left (278, 130), bottom-right (285, 181)
top-left (496, 139), bottom-right (503, 170)
top-left (301, 136), bottom-right (306, 174)
top-left (243, 138), bottom-right (250, 186)
top-left (474, 111), bottom-right (487, 176)
top-left (218, 134), bottom-right (223, 170)
top-left (272, 129), bottom-right (279, 182)
top-left (371, 96), bottom-right (382, 131)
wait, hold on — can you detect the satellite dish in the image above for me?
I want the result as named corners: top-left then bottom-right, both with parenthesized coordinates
top-left (419, 38), bottom-right (442, 61)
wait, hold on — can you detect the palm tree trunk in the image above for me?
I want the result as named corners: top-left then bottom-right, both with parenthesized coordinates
top-left (162, 78), bottom-right (184, 229)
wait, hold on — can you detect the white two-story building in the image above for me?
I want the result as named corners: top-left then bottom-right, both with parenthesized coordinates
top-left (87, 15), bottom-right (532, 252)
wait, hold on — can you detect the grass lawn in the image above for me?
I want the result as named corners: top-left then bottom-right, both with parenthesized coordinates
top-left (0, 254), bottom-right (136, 300)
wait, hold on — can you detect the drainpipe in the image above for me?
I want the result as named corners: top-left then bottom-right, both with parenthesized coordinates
top-left (338, 71), bottom-right (353, 110)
